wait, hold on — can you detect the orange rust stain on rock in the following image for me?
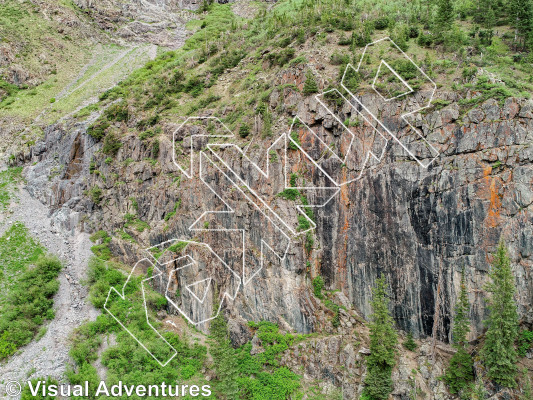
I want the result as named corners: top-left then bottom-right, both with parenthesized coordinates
top-left (340, 170), bottom-right (350, 206)
top-left (486, 178), bottom-right (503, 228)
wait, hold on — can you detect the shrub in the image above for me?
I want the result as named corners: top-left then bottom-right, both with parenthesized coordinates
top-left (87, 120), bottom-right (110, 140)
top-left (104, 101), bottom-right (129, 122)
top-left (87, 186), bottom-right (102, 205)
top-left (312, 276), bottom-right (325, 299)
top-left (404, 332), bottom-right (417, 351)
top-left (0, 255), bottom-right (63, 360)
top-left (517, 330), bottom-right (533, 357)
top-left (102, 132), bottom-right (122, 156)
top-left (239, 123), bottom-right (250, 138)
top-left (303, 70), bottom-right (319, 94)
top-left (21, 377), bottom-right (59, 400)
top-left (373, 16), bottom-right (389, 30)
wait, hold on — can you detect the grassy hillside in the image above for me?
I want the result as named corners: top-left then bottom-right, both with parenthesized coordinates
top-left (82, 0), bottom-right (532, 159)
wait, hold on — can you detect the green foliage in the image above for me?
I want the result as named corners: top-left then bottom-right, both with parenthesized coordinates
top-left (303, 70), bottom-right (319, 94)
top-left (288, 130), bottom-right (301, 150)
top-left (521, 368), bottom-right (532, 400)
top-left (239, 123), bottom-right (251, 138)
top-left (69, 257), bottom-right (210, 399)
top-left (0, 250), bottom-right (62, 360)
top-left (266, 48), bottom-right (296, 66)
top-left (312, 276), bottom-right (325, 299)
top-left (444, 347), bottom-right (474, 394)
top-left (89, 230), bottom-right (112, 260)
top-left (363, 275), bottom-right (397, 400)
top-left (277, 188), bottom-right (300, 201)
top-left (443, 267), bottom-right (474, 393)
top-left (517, 330), bottom-right (533, 357)
top-left (123, 213), bottom-right (150, 233)
top-left (210, 319), bottom-right (301, 399)
top-left (297, 214), bottom-right (311, 231)
top-left (21, 377), bottom-right (59, 400)
top-left (507, 0), bottom-right (533, 50)
top-left (0, 167), bottom-right (22, 210)
top-left (435, 0), bottom-right (455, 31)
top-left (209, 312), bottom-right (240, 398)
top-left (459, 379), bottom-right (488, 400)
top-left (87, 120), bottom-right (110, 141)
top-left (87, 186), bottom-right (103, 205)
top-left (482, 241), bottom-right (519, 388)
top-left (104, 101), bottom-right (129, 122)
top-left (168, 241), bottom-right (188, 254)
top-left (404, 332), bottom-right (417, 351)
top-left (452, 268), bottom-right (471, 349)
top-left (102, 132), bottom-right (122, 156)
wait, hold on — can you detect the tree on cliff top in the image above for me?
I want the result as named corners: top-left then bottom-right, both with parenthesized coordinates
top-left (363, 275), bottom-right (398, 400)
top-left (482, 241), bottom-right (519, 388)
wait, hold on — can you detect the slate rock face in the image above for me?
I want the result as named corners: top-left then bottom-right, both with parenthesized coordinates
top-left (18, 96), bottom-right (533, 342)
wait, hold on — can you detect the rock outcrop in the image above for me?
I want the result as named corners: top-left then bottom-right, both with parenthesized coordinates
top-left (16, 93), bottom-right (533, 346)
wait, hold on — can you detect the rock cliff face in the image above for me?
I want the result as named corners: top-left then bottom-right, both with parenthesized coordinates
top-left (16, 90), bottom-right (533, 344)
top-left (310, 95), bottom-right (533, 340)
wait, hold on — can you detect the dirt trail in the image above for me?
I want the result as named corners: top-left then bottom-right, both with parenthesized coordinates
top-left (0, 180), bottom-right (98, 399)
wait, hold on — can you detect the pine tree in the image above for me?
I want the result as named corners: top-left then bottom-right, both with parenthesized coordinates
top-left (209, 311), bottom-right (240, 399)
top-left (443, 267), bottom-right (474, 393)
top-left (363, 275), bottom-right (398, 400)
top-left (508, 0), bottom-right (533, 50)
top-left (476, 0), bottom-right (497, 29)
top-left (452, 267), bottom-right (470, 348)
top-left (404, 332), bottom-right (417, 351)
top-left (303, 70), bottom-right (319, 95)
top-left (435, 0), bottom-right (455, 31)
top-left (482, 241), bottom-right (519, 388)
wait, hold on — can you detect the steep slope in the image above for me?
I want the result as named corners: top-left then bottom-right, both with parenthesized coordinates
top-left (2, 0), bottom-right (533, 399)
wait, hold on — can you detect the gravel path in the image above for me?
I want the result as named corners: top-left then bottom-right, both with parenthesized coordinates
top-left (0, 183), bottom-right (99, 399)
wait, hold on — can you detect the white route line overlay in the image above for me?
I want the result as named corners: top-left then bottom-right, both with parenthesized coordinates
top-left (104, 258), bottom-right (178, 367)
top-left (342, 37), bottom-right (439, 168)
top-left (104, 37), bottom-right (440, 364)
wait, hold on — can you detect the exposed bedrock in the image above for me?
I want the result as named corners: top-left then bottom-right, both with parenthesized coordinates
top-left (15, 96), bottom-right (533, 341)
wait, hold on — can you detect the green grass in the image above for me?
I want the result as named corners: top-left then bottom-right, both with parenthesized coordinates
top-left (68, 257), bottom-right (214, 399)
top-left (0, 167), bottom-right (22, 210)
top-left (0, 1), bottom-right (92, 119)
top-left (0, 223), bottom-right (62, 360)
top-left (0, 222), bottom-right (45, 304)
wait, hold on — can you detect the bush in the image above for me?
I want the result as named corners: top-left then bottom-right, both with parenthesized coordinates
top-left (87, 186), bottom-right (102, 205)
top-left (239, 123), bottom-right (250, 138)
top-left (102, 132), bottom-right (122, 156)
top-left (404, 332), bottom-right (417, 351)
top-left (0, 255), bottom-right (63, 360)
top-left (303, 70), bottom-right (319, 94)
top-left (104, 101), bottom-right (129, 122)
top-left (312, 276), bottom-right (325, 299)
top-left (517, 330), bottom-right (533, 357)
top-left (87, 120), bottom-right (110, 141)
top-left (373, 16), bottom-right (389, 30)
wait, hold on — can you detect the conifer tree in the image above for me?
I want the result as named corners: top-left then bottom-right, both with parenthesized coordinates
top-left (303, 70), bottom-right (319, 95)
top-left (482, 241), bottom-right (519, 388)
top-left (363, 275), bottom-right (398, 400)
top-left (477, 0), bottom-right (497, 29)
top-left (508, 0), bottom-right (533, 50)
top-left (443, 267), bottom-right (474, 393)
top-left (435, 0), bottom-right (455, 30)
top-left (210, 310), bottom-right (240, 398)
